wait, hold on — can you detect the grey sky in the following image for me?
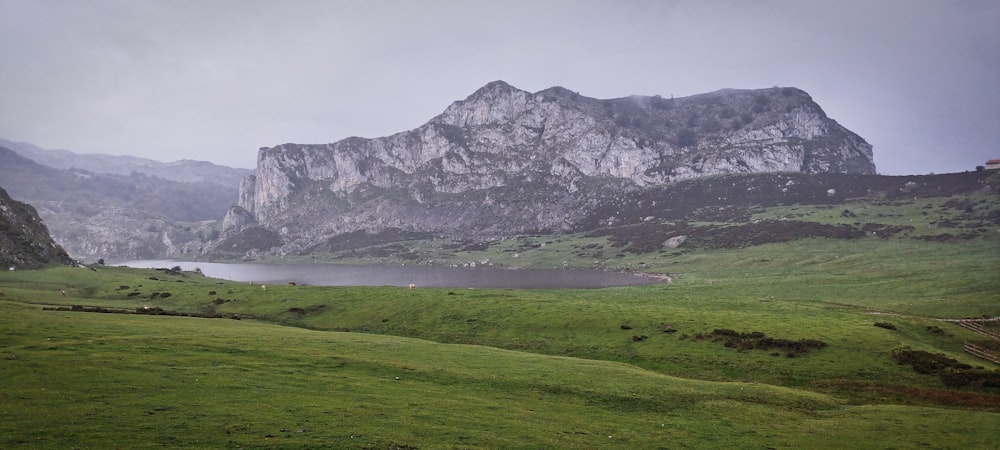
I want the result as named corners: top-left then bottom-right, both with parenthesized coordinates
top-left (1, 0), bottom-right (997, 174)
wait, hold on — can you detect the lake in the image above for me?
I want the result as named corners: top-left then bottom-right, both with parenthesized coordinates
top-left (117, 260), bottom-right (663, 289)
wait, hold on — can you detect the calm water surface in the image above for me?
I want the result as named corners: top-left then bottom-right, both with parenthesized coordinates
top-left (118, 260), bottom-right (661, 289)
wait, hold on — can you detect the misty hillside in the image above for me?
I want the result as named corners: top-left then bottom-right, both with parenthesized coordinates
top-left (0, 137), bottom-right (252, 188)
top-left (0, 146), bottom-right (234, 222)
top-left (0, 146), bottom-right (237, 261)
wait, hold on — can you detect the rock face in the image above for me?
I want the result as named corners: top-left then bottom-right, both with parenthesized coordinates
top-left (0, 187), bottom-right (75, 269)
top-left (234, 81), bottom-right (875, 255)
top-left (222, 206), bottom-right (256, 234)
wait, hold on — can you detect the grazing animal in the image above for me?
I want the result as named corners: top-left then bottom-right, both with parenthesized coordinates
top-left (408, 283), bottom-right (417, 290)
top-left (261, 284), bottom-right (267, 291)
top-left (60, 290), bottom-right (66, 296)
top-left (288, 281), bottom-right (297, 286)
top-left (0, 290), bottom-right (4, 297)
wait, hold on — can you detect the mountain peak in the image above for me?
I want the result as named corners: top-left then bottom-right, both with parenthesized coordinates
top-left (469, 80), bottom-right (519, 97)
top-left (435, 81), bottom-right (533, 127)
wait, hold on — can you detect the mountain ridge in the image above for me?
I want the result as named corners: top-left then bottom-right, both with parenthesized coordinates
top-left (0, 137), bottom-right (252, 188)
top-left (227, 81), bottom-right (876, 257)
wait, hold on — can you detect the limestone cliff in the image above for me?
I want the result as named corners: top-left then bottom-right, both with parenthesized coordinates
top-left (233, 81), bottom-right (875, 255)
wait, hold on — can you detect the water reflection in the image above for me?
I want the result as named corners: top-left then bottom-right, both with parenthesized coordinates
top-left (117, 260), bottom-right (660, 289)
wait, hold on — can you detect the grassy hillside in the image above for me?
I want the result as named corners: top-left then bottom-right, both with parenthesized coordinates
top-left (2, 237), bottom-right (998, 448)
top-left (1, 301), bottom-right (995, 449)
top-left (1, 170), bottom-right (997, 448)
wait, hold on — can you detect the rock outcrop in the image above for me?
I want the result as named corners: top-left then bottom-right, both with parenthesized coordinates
top-left (222, 205), bottom-right (256, 234)
top-left (232, 81), bottom-right (875, 255)
top-left (0, 187), bottom-right (75, 269)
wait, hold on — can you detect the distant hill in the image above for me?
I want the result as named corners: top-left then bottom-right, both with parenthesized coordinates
top-left (0, 146), bottom-right (234, 261)
top-left (0, 137), bottom-right (252, 188)
top-left (0, 186), bottom-right (74, 269)
top-left (0, 147), bottom-right (234, 222)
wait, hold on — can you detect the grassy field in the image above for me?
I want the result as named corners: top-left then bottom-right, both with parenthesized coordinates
top-left (2, 230), bottom-right (999, 448)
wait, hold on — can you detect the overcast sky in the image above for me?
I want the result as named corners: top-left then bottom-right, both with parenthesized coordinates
top-left (1, 0), bottom-right (997, 174)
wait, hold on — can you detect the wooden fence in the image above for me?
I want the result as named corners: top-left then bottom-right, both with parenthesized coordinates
top-left (950, 319), bottom-right (1000, 365)
top-left (963, 341), bottom-right (1000, 364)
top-left (954, 319), bottom-right (1000, 339)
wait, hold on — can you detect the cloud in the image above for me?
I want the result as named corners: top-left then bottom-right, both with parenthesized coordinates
top-left (0, 0), bottom-right (997, 174)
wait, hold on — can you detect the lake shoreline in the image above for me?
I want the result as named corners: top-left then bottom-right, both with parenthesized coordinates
top-left (113, 259), bottom-right (664, 289)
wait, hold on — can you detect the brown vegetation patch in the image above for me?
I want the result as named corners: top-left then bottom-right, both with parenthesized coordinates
top-left (916, 233), bottom-right (981, 242)
top-left (287, 304), bottom-right (327, 317)
top-left (892, 348), bottom-right (971, 374)
top-left (926, 325), bottom-right (945, 335)
top-left (693, 329), bottom-right (827, 356)
top-left (940, 368), bottom-right (1000, 388)
top-left (891, 348), bottom-right (1000, 389)
top-left (819, 381), bottom-right (1000, 411)
top-left (44, 305), bottom-right (241, 320)
top-left (860, 223), bottom-right (915, 237)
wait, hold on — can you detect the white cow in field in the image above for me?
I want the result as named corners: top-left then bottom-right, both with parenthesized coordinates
top-left (408, 283), bottom-right (416, 290)
top-left (261, 284), bottom-right (267, 291)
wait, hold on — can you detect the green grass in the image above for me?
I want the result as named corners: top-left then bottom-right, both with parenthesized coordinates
top-left (2, 231), bottom-right (999, 448)
top-left (1, 299), bottom-right (997, 449)
top-left (653, 238), bottom-right (1000, 317)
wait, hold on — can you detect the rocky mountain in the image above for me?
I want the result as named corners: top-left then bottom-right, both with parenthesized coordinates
top-left (0, 186), bottom-right (75, 269)
top-left (227, 81), bottom-right (875, 257)
top-left (0, 137), bottom-right (252, 188)
top-left (0, 146), bottom-right (232, 261)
